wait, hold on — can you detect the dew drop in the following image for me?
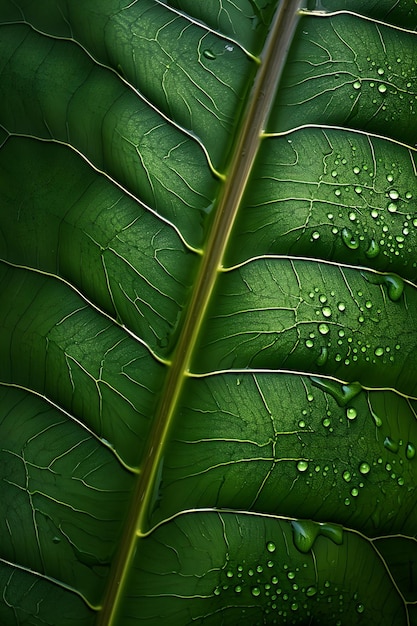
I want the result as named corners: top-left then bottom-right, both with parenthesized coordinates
top-left (406, 442), bottom-right (416, 460)
top-left (346, 407), bottom-right (357, 420)
top-left (342, 470), bottom-right (351, 482)
top-left (251, 586), bottom-right (261, 597)
top-left (322, 306), bottom-right (332, 318)
top-left (389, 189), bottom-right (399, 200)
top-left (306, 586), bottom-right (317, 597)
top-left (297, 460), bottom-right (309, 472)
top-left (384, 436), bottom-right (399, 454)
top-left (341, 227), bottom-right (359, 250)
top-left (266, 541), bottom-right (276, 553)
top-left (378, 84), bottom-right (387, 93)
top-left (318, 323), bottom-right (329, 335)
top-left (387, 202), bottom-right (397, 213)
top-left (337, 302), bottom-right (346, 312)
top-left (351, 487), bottom-right (359, 497)
top-left (365, 239), bottom-right (380, 258)
top-left (316, 347), bottom-right (328, 366)
top-left (203, 49), bottom-right (216, 60)
top-left (353, 80), bottom-right (361, 89)
top-left (234, 585), bottom-right (242, 593)
top-left (374, 347), bottom-right (384, 357)
top-left (356, 603), bottom-right (365, 614)
top-left (359, 462), bottom-right (371, 475)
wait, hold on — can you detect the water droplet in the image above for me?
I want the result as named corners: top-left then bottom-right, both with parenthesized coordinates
top-left (322, 306), bottom-right (332, 318)
top-left (305, 339), bottom-right (314, 348)
top-left (214, 586), bottom-right (221, 596)
top-left (266, 541), bottom-right (276, 553)
top-left (310, 378), bottom-right (362, 406)
top-left (251, 586), bottom-right (261, 597)
top-left (353, 80), bottom-right (361, 89)
top-left (316, 347), bottom-right (328, 366)
top-left (359, 462), bottom-right (370, 475)
top-left (406, 443), bottom-right (416, 460)
top-left (306, 586), bottom-right (317, 597)
top-left (361, 271), bottom-right (404, 302)
top-left (337, 302), bottom-right (346, 312)
top-left (384, 436), bottom-right (399, 453)
top-left (203, 49), bottom-right (216, 60)
top-left (341, 227), bottom-right (359, 250)
top-left (389, 189), bottom-right (399, 200)
top-left (374, 347), bottom-right (384, 357)
top-left (226, 570), bottom-right (234, 578)
top-left (365, 239), bottom-right (380, 258)
top-left (297, 460), bottom-right (309, 472)
top-left (351, 487), bottom-right (359, 497)
top-left (312, 231), bottom-right (320, 240)
top-left (378, 84), bottom-right (387, 93)
top-left (356, 603), bottom-right (365, 614)
top-left (346, 407), bottom-right (357, 420)
top-left (322, 417), bottom-right (331, 428)
top-left (318, 323), bottom-right (329, 335)
top-left (234, 585), bottom-right (242, 593)
top-left (342, 470), bottom-right (351, 482)
top-left (52, 536), bottom-right (61, 544)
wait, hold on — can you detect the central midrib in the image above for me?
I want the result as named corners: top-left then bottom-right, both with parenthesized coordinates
top-left (98, 1), bottom-right (302, 623)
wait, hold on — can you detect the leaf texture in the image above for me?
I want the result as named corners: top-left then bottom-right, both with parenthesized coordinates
top-left (0, 1), bottom-right (417, 625)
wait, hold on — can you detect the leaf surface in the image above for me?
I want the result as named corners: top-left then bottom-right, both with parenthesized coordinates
top-left (1, 1), bottom-right (417, 625)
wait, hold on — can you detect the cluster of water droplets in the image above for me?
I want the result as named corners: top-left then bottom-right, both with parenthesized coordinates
top-left (320, 155), bottom-right (415, 268)
top-left (303, 282), bottom-right (403, 371)
top-left (293, 379), bottom-right (417, 510)
top-left (212, 532), bottom-right (367, 624)
top-left (350, 55), bottom-right (417, 123)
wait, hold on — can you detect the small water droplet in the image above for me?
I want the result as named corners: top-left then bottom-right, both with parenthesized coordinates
top-left (342, 470), bottom-right (351, 482)
top-left (374, 347), bottom-right (384, 357)
top-left (318, 323), bottom-right (329, 335)
top-left (378, 84), bottom-right (387, 93)
top-left (389, 189), bottom-right (399, 200)
top-left (351, 487), bottom-right (359, 497)
top-left (356, 603), bottom-right (365, 614)
top-left (251, 586), bottom-right (261, 597)
top-left (322, 306), bottom-right (332, 318)
top-left (266, 541), bottom-right (276, 553)
top-left (353, 80), bottom-right (361, 89)
top-left (359, 462), bottom-right (370, 475)
top-left (234, 585), bottom-right (242, 593)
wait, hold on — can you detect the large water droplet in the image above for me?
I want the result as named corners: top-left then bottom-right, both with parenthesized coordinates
top-left (251, 586), bottom-right (261, 597)
top-left (306, 586), bottom-right (317, 597)
top-left (341, 227), bottom-right (359, 250)
top-left (359, 462), bottom-right (371, 475)
top-left (365, 239), bottom-right (380, 258)
top-left (361, 271), bottom-right (404, 302)
top-left (406, 442), bottom-right (416, 460)
top-left (266, 541), bottom-right (276, 553)
top-left (316, 347), bottom-right (328, 366)
top-left (203, 49), bottom-right (216, 60)
top-left (346, 407), bottom-right (357, 420)
top-left (384, 436), bottom-right (399, 453)
top-left (297, 460), bottom-right (309, 472)
top-left (310, 378), bottom-right (362, 406)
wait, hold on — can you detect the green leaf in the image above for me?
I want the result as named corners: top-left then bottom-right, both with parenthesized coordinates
top-left (1, 1), bottom-right (417, 624)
